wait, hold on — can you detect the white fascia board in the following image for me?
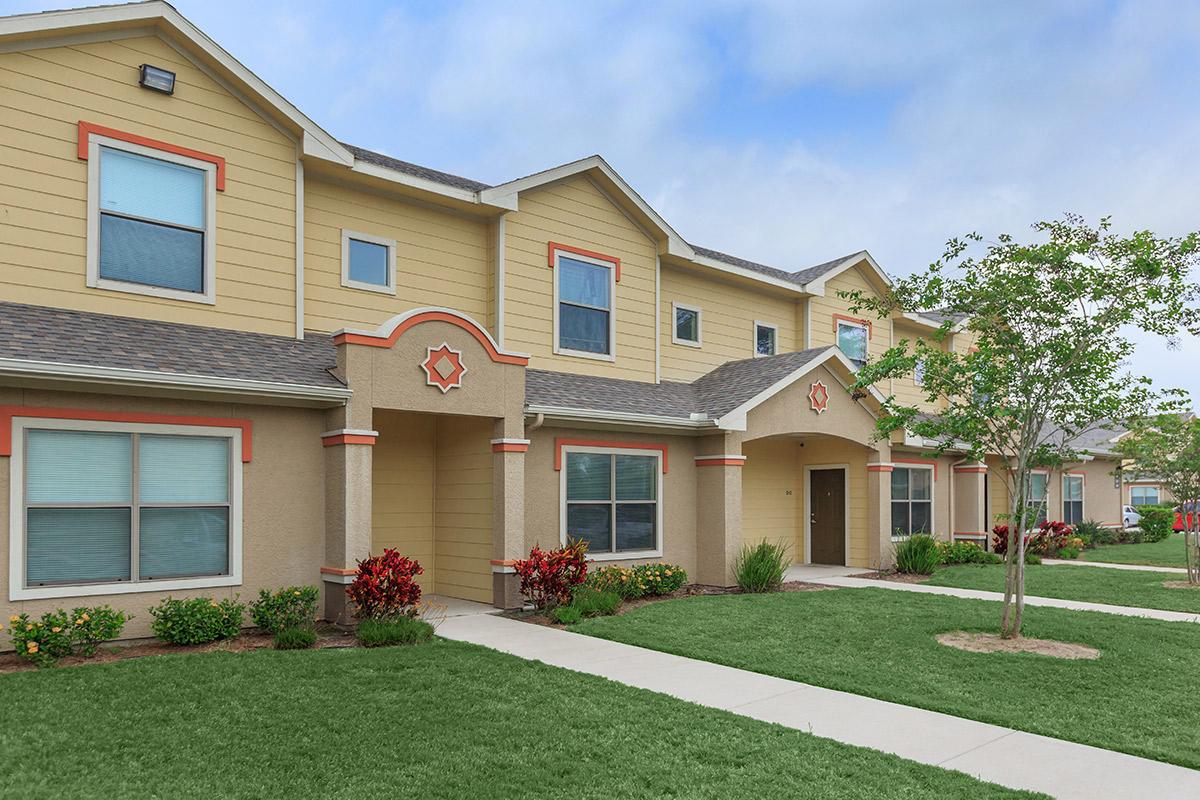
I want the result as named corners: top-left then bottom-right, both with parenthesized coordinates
top-left (525, 405), bottom-right (715, 431)
top-left (0, 1), bottom-right (353, 167)
top-left (801, 251), bottom-right (886, 296)
top-left (480, 156), bottom-right (694, 257)
top-left (0, 357), bottom-right (352, 405)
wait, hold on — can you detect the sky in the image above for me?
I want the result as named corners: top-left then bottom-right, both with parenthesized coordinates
top-left (9, 0), bottom-right (1200, 399)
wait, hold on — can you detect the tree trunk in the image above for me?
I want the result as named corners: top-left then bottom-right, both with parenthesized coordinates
top-left (1000, 484), bottom-right (1025, 639)
top-left (1188, 497), bottom-right (1200, 585)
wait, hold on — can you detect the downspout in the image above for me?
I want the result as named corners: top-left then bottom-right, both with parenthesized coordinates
top-left (494, 214), bottom-right (507, 347)
top-left (525, 412), bottom-right (545, 436)
top-left (294, 150), bottom-right (305, 340)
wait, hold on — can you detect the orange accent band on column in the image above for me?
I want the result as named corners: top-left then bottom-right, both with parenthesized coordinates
top-left (78, 121), bottom-right (226, 191)
top-left (953, 465), bottom-right (988, 473)
top-left (832, 313), bottom-right (872, 337)
top-left (867, 464), bottom-right (894, 472)
top-left (492, 442), bottom-right (528, 453)
top-left (953, 532), bottom-right (988, 537)
top-left (319, 566), bottom-right (357, 576)
top-left (894, 457), bottom-right (938, 479)
top-left (548, 241), bottom-right (622, 281)
top-left (321, 434), bottom-right (376, 446)
top-left (554, 438), bottom-right (668, 473)
top-left (0, 406), bottom-right (252, 461)
top-left (489, 559), bottom-right (517, 567)
top-left (333, 310), bottom-right (529, 366)
top-left (695, 458), bottom-right (745, 467)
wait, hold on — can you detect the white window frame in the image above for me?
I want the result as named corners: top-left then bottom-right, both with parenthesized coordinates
top-left (889, 464), bottom-right (936, 541)
top-left (8, 417), bottom-right (243, 601)
top-left (753, 320), bottom-right (778, 357)
top-left (836, 319), bottom-right (870, 368)
top-left (1063, 473), bottom-right (1085, 524)
top-left (85, 134), bottom-right (218, 305)
top-left (552, 250), bottom-right (617, 362)
top-left (340, 229), bottom-right (397, 295)
top-left (559, 445), bottom-right (663, 561)
top-left (1130, 485), bottom-right (1160, 506)
top-left (1026, 471), bottom-right (1049, 526)
top-left (671, 302), bottom-right (702, 347)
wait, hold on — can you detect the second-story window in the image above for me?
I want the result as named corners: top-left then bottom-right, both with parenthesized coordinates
top-left (341, 230), bottom-right (396, 294)
top-left (672, 303), bottom-right (701, 347)
top-left (754, 322), bottom-right (777, 356)
top-left (837, 320), bottom-right (869, 369)
top-left (92, 144), bottom-right (214, 301)
top-left (556, 254), bottom-right (614, 358)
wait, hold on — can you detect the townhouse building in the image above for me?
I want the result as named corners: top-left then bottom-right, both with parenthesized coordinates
top-left (0, 2), bottom-right (1126, 634)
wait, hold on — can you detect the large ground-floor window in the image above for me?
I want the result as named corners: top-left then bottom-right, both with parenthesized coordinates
top-left (891, 466), bottom-right (933, 538)
top-left (561, 446), bottom-right (661, 559)
top-left (1062, 474), bottom-right (1084, 524)
top-left (1130, 485), bottom-right (1160, 506)
top-left (10, 417), bottom-right (242, 600)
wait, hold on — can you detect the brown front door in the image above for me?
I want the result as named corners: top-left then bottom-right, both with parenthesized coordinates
top-left (810, 469), bottom-right (846, 565)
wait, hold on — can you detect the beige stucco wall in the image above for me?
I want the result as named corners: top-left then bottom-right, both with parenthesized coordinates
top-left (502, 176), bottom-right (658, 381)
top-left (522, 425), bottom-right (699, 578)
top-left (0, 387), bottom-right (326, 648)
top-left (0, 34), bottom-right (299, 336)
top-left (303, 177), bottom-right (491, 334)
top-left (1052, 460), bottom-right (1124, 527)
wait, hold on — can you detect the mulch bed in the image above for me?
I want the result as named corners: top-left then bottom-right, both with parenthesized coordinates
top-left (936, 630), bottom-right (1100, 660)
top-left (850, 570), bottom-right (932, 584)
top-left (0, 623), bottom-right (357, 674)
top-left (506, 581), bottom-right (834, 627)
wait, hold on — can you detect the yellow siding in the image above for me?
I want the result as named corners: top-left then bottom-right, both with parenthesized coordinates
top-left (890, 320), bottom-right (946, 412)
top-left (372, 411), bottom-right (436, 593)
top-left (987, 456), bottom-right (1011, 530)
top-left (433, 416), bottom-right (493, 603)
top-left (808, 266), bottom-right (892, 364)
top-left (503, 176), bottom-right (658, 381)
top-left (0, 35), bottom-right (297, 335)
top-left (302, 177), bottom-right (491, 333)
top-left (741, 438), bottom-right (801, 554)
top-left (660, 266), bottom-right (800, 382)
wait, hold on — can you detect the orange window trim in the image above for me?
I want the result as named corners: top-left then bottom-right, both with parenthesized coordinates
top-left (548, 241), bottom-right (622, 282)
top-left (554, 438), bottom-right (668, 473)
top-left (77, 120), bottom-right (227, 191)
top-left (894, 457), bottom-right (938, 479)
top-left (321, 434), bottom-right (377, 447)
top-left (832, 313), bottom-right (872, 337)
top-left (333, 310), bottom-right (529, 366)
top-left (0, 406), bottom-right (252, 461)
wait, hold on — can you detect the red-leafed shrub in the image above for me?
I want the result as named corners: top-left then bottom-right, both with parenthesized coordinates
top-left (992, 521), bottom-right (1072, 556)
top-left (514, 540), bottom-right (589, 610)
top-left (346, 549), bottom-right (423, 619)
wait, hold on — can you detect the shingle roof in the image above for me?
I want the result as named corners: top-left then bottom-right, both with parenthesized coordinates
top-left (343, 143), bottom-right (491, 193)
top-left (0, 301), bottom-right (343, 390)
top-left (691, 246), bottom-right (864, 289)
top-left (525, 347), bottom-right (837, 421)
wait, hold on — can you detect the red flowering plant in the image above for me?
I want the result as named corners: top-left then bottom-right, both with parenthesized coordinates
top-left (346, 549), bottom-right (424, 619)
top-left (513, 539), bottom-right (589, 610)
top-left (992, 521), bottom-right (1072, 556)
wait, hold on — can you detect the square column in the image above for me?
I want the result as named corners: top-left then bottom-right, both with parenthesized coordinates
top-left (320, 425), bottom-right (376, 623)
top-left (952, 462), bottom-right (989, 546)
top-left (490, 419), bottom-right (527, 609)
top-left (866, 451), bottom-right (894, 570)
top-left (694, 437), bottom-right (745, 586)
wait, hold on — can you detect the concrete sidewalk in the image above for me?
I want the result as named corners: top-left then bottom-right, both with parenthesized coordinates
top-left (1043, 558), bottom-right (1187, 574)
top-left (787, 565), bottom-right (1200, 623)
top-left (438, 613), bottom-right (1200, 800)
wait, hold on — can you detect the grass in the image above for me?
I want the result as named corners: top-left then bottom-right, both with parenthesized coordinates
top-left (0, 639), bottom-right (1039, 799)
top-left (573, 588), bottom-right (1200, 769)
top-left (1080, 533), bottom-right (1188, 568)
top-left (926, 563), bottom-right (1200, 613)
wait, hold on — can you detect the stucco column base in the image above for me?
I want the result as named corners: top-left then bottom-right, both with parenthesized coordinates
top-left (492, 571), bottom-right (524, 609)
top-left (952, 463), bottom-right (988, 543)
top-left (695, 442), bottom-right (743, 586)
top-left (321, 574), bottom-right (356, 625)
top-left (491, 423), bottom-right (528, 608)
top-left (867, 460), bottom-right (893, 570)
top-left (322, 439), bottom-right (373, 622)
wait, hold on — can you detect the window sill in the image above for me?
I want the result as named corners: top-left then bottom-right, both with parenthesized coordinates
top-left (553, 346), bottom-right (616, 363)
top-left (10, 573), bottom-right (240, 602)
top-left (671, 337), bottom-right (702, 348)
top-left (340, 278), bottom-right (396, 296)
top-left (586, 549), bottom-right (663, 562)
top-left (89, 276), bottom-right (215, 305)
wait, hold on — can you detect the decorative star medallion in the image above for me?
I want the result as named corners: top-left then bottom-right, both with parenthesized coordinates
top-left (808, 380), bottom-right (830, 414)
top-left (421, 343), bottom-right (467, 393)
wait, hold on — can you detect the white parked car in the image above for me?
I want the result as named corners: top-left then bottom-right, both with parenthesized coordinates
top-left (1123, 505), bottom-right (1141, 529)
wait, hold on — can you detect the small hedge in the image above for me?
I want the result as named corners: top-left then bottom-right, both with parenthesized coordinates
top-left (6, 605), bottom-right (128, 668)
top-left (149, 596), bottom-right (245, 646)
top-left (586, 563), bottom-right (688, 599)
top-left (356, 616), bottom-right (434, 647)
top-left (936, 540), bottom-right (1000, 566)
top-left (251, 585), bottom-right (318, 634)
top-left (1137, 504), bottom-right (1176, 543)
top-left (895, 535), bottom-right (940, 575)
top-left (274, 626), bottom-right (317, 650)
top-left (735, 541), bottom-right (789, 592)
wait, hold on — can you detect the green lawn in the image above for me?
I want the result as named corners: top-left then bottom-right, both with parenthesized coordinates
top-left (0, 639), bottom-right (1038, 800)
top-left (574, 588), bottom-right (1200, 769)
top-left (1081, 533), bottom-right (1187, 567)
top-left (925, 563), bottom-right (1200, 613)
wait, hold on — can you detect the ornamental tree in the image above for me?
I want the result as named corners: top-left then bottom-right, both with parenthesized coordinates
top-left (1115, 406), bottom-right (1200, 581)
top-left (843, 215), bottom-right (1199, 638)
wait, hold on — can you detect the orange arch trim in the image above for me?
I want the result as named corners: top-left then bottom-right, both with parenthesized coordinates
top-left (554, 438), bottom-right (668, 473)
top-left (0, 406), bottom-right (252, 461)
top-left (333, 311), bottom-right (529, 366)
top-left (78, 121), bottom-right (226, 191)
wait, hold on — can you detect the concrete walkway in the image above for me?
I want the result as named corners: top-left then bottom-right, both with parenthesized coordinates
top-left (1043, 558), bottom-right (1187, 574)
top-left (787, 565), bottom-right (1200, 624)
top-left (438, 613), bottom-right (1200, 799)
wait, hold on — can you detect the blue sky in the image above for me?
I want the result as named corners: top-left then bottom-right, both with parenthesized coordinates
top-left (10, 0), bottom-right (1200, 400)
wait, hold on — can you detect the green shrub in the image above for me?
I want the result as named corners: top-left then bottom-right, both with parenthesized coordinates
top-left (1118, 525), bottom-right (1144, 544)
top-left (251, 585), bottom-right (319, 634)
top-left (274, 626), bottom-right (317, 650)
top-left (1057, 546), bottom-right (1081, 560)
top-left (586, 565), bottom-right (646, 599)
top-left (551, 605), bottom-right (584, 625)
top-left (634, 563), bottom-right (687, 595)
top-left (149, 596), bottom-right (244, 646)
top-left (1025, 552), bottom-right (1042, 565)
top-left (7, 606), bottom-right (129, 667)
top-left (895, 535), bottom-right (940, 575)
top-left (569, 587), bottom-right (622, 617)
top-left (1137, 505), bottom-right (1176, 543)
top-left (734, 541), bottom-right (790, 592)
top-left (356, 616), bottom-right (434, 647)
top-left (1092, 524), bottom-right (1119, 545)
top-left (936, 540), bottom-right (1000, 566)
top-left (1072, 520), bottom-right (1102, 548)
